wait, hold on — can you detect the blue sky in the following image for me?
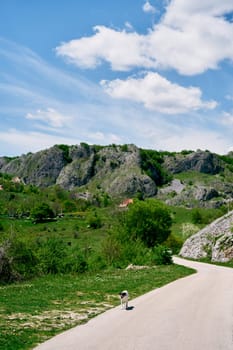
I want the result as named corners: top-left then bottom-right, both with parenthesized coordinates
top-left (1, 0), bottom-right (233, 156)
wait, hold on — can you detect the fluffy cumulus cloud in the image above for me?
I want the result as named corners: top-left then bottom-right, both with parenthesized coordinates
top-left (101, 72), bottom-right (217, 114)
top-left (56, 0), bottom-right (233, 75)
top-left (26, 108), bottom-right (72, 128)
top-left (56, 26), bottom-right (155, 71)
top-left (153, 0), bottom-right (233, 75)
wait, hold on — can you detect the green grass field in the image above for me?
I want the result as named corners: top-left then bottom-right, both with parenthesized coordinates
top-left (0, 178), bottom-right (230, 350)
top-left (0, 263), bottom-right (195, 350)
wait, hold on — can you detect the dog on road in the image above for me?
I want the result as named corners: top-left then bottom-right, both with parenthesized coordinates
top-left (119, 290), bottom-right (129, 309)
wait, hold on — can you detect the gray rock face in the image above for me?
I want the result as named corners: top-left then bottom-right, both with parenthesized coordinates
top-left (180, 211), bottom-right (233, 262)
top-left (194, 187), bottom-right (219, 201)
top-left (91, 145), bottom-right (157, 197)
top-left (164, 151), bottom-right (223, 174)
top-left (158, 180), bottom-right (222, 209)
top-left (0, 145), bottom-right (231, 203)
top-left (212, 233), bottom-right (233, 262)
top-left (107, 173), bottom-right (156, 197)
top-left (159, 179), bottom-right (185, 195)
top-left (56, 155), bottom-right (96, 189)
top-left (0, 144), bottom-right (157, 198)
top-left (0, 146), bottom-right (67, 187)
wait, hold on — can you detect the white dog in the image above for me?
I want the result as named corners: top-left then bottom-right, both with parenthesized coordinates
top-left (119, 290), bottom-right (129, 309)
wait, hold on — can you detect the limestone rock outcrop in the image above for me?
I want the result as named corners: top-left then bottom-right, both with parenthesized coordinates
top-left (180, 211), bottom-right (233, 262)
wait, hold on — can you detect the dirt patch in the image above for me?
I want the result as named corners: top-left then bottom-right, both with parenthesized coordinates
top-left (4, 304), bottom-right (113, 331)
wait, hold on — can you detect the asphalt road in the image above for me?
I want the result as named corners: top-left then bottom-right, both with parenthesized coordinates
top-left (34, 257), bottom-right (233, 350)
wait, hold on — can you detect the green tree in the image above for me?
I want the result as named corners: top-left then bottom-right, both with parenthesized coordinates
top-left (123, 199), bottom-right (172, 247)
top-left (30, 203), bottom-right (55, 223)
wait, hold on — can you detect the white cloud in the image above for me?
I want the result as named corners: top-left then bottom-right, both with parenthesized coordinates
top-left (86, 131), bottom-right (123, 144)
top-left (1, 37), bottom-right (233, 157)
top-left (56, 1), bottom-right (233, 75)
top-left (143, 1), bottom-right (156, 14)
top-left (0, 129), bottom-right (78, 156)
top-left (152, 1), bottom-right (233, 75)
top-left (56, 26), bottom-right (155, 71)
top-left (124, 22), bottom-right (134, 31)
top-left (26, 108), bottom-right (72, 128)
top-left (101, 72), bottom-right (217, 114)
top-left (221, 112), bottom-right (233, 127)
top-left (157, 129), bottom-right (230, 154)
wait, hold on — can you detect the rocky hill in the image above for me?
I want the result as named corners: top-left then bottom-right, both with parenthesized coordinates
top-left (0, 144), bottom-right (233, 205)
top-left (180, 211), bottom-right (233, 262)
top-left (0, 144), bottom-right (157, 198)
top-left (0, 143), bottom-right (233, 263)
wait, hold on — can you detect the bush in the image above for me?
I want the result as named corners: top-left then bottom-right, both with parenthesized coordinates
top-left (123, 199), bottom-right (172, 247)
top-left (9, 240), bottom-right (38, 278)
top-left (0, 239), bottom-right (38, 282)
top-left (31, 203), bottom-right (55, 223)
top-left (88, 254), bottom-right (107, 272)
top-left (36, 237), bottom-right (68, 274)
top-left (139, 149), bottom-right (171, 185)
top-left (152, 245), bottom-right (173, 265)
top-left (163, 234), bottom-right (183, 254)
top-left (101, 235), bottom-right (122, 266)
top-left (191, 209), bottom-right (203, 224)
top-left (0, 245), bottom-right (18, 283)
top-left (87, 213), bottom-right (102, 229)
top-left (64, 252), bottom-right (88, 273)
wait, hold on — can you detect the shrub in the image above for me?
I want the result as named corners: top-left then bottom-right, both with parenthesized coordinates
top-left (139, 149), bottom-right (172, 185)
top-left (30, 203), bottom-right (55, 223)
top-left (87, 213), bottom-right (102, 229)
top-left (0, 239), bottom-right (38, 282)
top-left (0, 245), bottom-right (18, 283)
top-left (65, 252), bottom-right (88, 273)
top-left (163, 234), bottom-right (183, 254)
top-left (191, 209), bottom-right (203, 224)
top-left (123, 199), bottom-right (172, 247)
top-left (75, 254), bottom-right (88, 273)
top-left (120, 240), bottom-right (152, 267)
top-left (121, 144), bottom-right (129, 152)
top-left (152, 245), bottom-right (173, 265)
top-left (8, 239), bottom-right (38, 278)
top-left (56, 144), bottom-right (72, 163)
top-left (36, 237), bottom-right (68, 274)
top-left (101, 235), bottom-right (122, 266)
top-left (88, 254), bottom-right (107, 272)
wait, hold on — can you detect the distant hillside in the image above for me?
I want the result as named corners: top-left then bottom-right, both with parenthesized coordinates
top-left (0, 144), bottom-right (233, 207)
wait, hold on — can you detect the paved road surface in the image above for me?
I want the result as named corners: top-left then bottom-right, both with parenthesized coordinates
top-left (34, 257), bottom-right (233, 350)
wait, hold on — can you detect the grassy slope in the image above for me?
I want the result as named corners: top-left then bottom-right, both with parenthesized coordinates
top-left (0, 264), bottom-right (195, 350)
top-left (0, 171), bottom-right (231, 349)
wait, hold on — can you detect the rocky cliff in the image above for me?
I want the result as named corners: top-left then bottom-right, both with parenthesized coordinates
top-left (0, 144), bottom-right (157, 198)
top-left (180, 211), bottom-right (233, 262)
top-left (0, 145), bottom-right (232, 203)
top-left (163, 150), bottom-right (223, 174)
